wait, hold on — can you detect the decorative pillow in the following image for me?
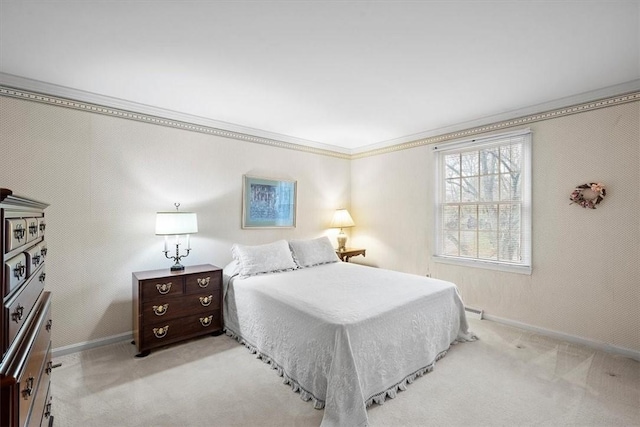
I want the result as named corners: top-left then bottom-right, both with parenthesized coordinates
top-left (289, 236), bottom-right (339, 268)
top-left (231, 240), bottom-right (297, 278)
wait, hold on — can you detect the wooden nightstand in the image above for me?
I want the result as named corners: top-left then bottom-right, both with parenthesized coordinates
top-left (336, 248), bottom-right (366, 262)
top-left (132, 264), bottom-right (222, 357)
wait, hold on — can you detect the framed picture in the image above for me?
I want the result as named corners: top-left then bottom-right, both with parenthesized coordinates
top-left (242, 175), bottom-right (297, 228)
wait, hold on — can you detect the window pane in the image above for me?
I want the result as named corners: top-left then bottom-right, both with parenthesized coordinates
top-left (480, 147), bottom-right (499, 175)
top-left (500, 173), bottom-right (521, 201)
top-left (499, 204), bottom-right (521, 262)
top-left (480, 174), bottom-right (499, 201)
top-left (459, 231), bottom-right (477, 257)
top-left (443, 206), bottom-right (459, 230)
top-left (445, 178), bottom-right (461, 202)
top-left (445, 154), bottom-right (461, 178)
top-left (461, 177), bottom-right (479, 202)
top-left (500, 144), bottom-right (521, 174)
top-left (460, 151), bottom-right (478, 177)
top-left (478, 204), bottom-right (498, 230)
top-left (478, 231), bottom-right (497, 260)
top-left (461, 205), bottom-right (477, 230)
top-left (443, 230), bottom-right (459, 256)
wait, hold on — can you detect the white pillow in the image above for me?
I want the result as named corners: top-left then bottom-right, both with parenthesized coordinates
top-left (231, 240), bottom-right (297, 278)
top-left (289, 236), bottom-right (339, 268)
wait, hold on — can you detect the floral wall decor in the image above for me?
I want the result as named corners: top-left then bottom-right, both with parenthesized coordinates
top-left (569, 182), bottom-right (606, 209)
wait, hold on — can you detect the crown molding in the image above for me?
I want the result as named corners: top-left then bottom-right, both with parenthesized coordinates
top-left (0, 72), bottom-right (351, 159)
top-left (352, 80), bottom-right (640, 159)
top-left (1, 72), bottom-right (638, 161)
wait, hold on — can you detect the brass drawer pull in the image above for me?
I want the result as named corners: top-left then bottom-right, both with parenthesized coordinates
top-left (46, 360), bottom-right (53, 375)
top-left (14, 225), bottom-right (25, 242)
top-left (28, 223), bottom-right (38, 236)
top-left (32, 254), bottom-right (41, 266)
top-left (22, 376), bottom-right (34, 398)
top-left (156, 282), bottom-right (172, 294)
top-left (199, 295), bottom-right (213, 307)
top-left (12, 305), bottom-right (24, 323)
top-left (41, 246), bottom-right (48, 257)
top-left (46, 319), bottom-right (53, 331)
top-left (13, 262), bottom-right (26, 279)
top-left (39, 272), bottom-right (46, 282)
top-left (153, 325), bottom-right (169, 338)
top-left (44, 397), bottom-right (52, 418)
top-left (200, 315), bottom-right (213, 327)
top-left (197, 277), bottom-right (210, 288)
top-left (40, 223), bottom-right (46, 232)
top-left (152, 304), bottom-right (168, 316)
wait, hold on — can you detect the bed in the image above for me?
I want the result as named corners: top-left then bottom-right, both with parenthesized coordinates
top-left (223, 238), bottom-right (476, 427)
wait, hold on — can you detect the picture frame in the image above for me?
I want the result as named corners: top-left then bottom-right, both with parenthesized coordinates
top-left (242, 175), bottom-right (297, 228)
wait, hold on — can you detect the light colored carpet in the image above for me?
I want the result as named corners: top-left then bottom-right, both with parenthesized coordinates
top-left (51, 319), bottom-right (640, 426)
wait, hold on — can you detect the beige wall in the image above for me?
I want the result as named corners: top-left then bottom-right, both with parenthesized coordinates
top-left (0, 96), bottom-right (351, 349)
top-left (351, 101), bottom-right (640, 354)
top-left (2, 94), bottom-right (638, 356)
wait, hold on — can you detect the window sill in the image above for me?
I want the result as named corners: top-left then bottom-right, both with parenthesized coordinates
top-left (432, 255), bottom-right (532, 275)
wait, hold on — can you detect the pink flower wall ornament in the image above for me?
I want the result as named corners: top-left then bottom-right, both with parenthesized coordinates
top-left (570, 182), bottom-right (606, 209)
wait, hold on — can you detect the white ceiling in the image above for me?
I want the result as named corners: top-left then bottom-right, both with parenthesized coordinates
top-left (1, 1), bottom-right (639, 152)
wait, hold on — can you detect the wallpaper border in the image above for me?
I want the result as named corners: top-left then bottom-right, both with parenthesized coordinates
top-left (0, 85), bottom-right (351, 160)
top-left (1, 84), bottom-right (638, 161)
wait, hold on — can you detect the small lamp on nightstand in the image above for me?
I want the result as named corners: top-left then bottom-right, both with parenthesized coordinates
top-left (330, 208), bottom-right (355, 252)
top-left (155, 203), bottom-right (198, 271)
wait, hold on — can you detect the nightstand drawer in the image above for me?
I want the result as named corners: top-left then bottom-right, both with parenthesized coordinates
top-left (141, 320), bottom-right (181, 344)
top-left (185, 271), bottom-right (221, 294)
top-left (140, 277), bottom-right (183, 300)
top-left (182, 310), bottom-right (222, 336)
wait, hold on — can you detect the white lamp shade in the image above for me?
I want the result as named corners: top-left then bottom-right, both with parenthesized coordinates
top-left (155, 212), bottom-right (198, 235)
top-left (330, 209), bottom-right (355, 228)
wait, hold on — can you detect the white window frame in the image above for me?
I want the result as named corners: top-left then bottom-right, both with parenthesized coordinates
top-left (433, 129), bottom-right (532, 275)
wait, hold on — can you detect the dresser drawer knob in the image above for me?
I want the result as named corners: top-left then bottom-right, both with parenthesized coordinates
top-left (197, 277), bottom-right (210, 288)
top-left (46, 319), bottom-right (53, 331)
top-left (156, 282), bottom-right (172, 294)
top-left (41, 246), bottom-right (48, 257)
top-left (13, 262), bottom-right (26, 279)
top-left (28, 223), bottom-right (38, 236)
top-left (39, 272), bottom-right (46, 282)
top-left (46, 360), bottom-right (53, 375)
top-left (40, 223), bottom-right (46, 232)
top-left (12, 305), bottom-right (24, 323)
top-left (200, 315), bottom-right (213, 327)
top-left (22, 376), bottom-right (34, 398)
top-left (152, 304), bottom-right (168, 316)
top-left (199, 295), bottom-right (213, 307)
top-left (32, 254), bottom-right (41, 266)
top-left (153, 325), bottom-right (169, 338)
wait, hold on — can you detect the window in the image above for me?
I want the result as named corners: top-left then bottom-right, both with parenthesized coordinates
top-left (433, 129), bottom-right (532, 274)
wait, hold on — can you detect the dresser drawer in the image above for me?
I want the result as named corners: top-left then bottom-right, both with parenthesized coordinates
top-left (6, 272), bottom-right (45, 348)
top-left (185, 271), bottom-right (221, 295)
top-left (141, 319), bottom-right (181, 346)
top-left (5, 219), bottom-right (27, 252)
top-left (25, 218), bottom-right (40, 244)
top-left (182, 310), bottom-right (222, 336)
top-left (28, 344), bottom-right (51, 427)
top-left (5, 253), bottom-right (27, 295)
top-left (26, 245), bottom-right (44, 275)
top-left (16, 296), bottom-right (51, 427)
top-left (140, 277), bottom-right (183, 301)
top-left (37, 218), bottom-right (46, 238)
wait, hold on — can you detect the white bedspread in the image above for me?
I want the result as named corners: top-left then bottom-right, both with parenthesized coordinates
top-left (223, 262), bottom-right (475, 427)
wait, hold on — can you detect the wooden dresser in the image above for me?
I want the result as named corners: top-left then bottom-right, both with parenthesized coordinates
top-left (0, 189), bottom-right (53, 427)
top-left (132, 264), bottom-right (222, 357)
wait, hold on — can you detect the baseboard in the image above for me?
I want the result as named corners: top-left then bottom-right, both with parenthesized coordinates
top-left (482, 313), bottom-right (640, 362)
top-left (465, 306), bottom-right (484, 320)
top-left (52, 331), bottom-right (132, 358)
